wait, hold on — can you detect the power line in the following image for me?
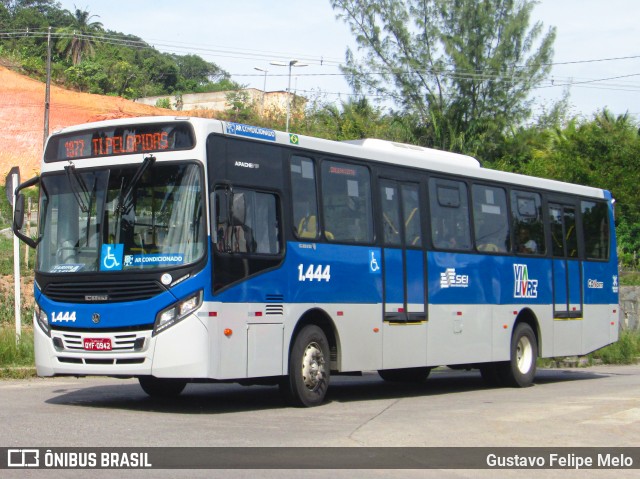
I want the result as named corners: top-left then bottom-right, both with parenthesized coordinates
top-left (2, 28), bottom-right (639, 107)
top-left (2, 28), bottom-right (639, 70)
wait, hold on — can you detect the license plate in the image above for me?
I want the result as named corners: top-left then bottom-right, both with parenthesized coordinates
top-left (83, 338), bottom-right (112, 351)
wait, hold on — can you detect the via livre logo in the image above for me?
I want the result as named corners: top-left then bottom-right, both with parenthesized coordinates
top-left (514, 264), bottom-right (538, 298)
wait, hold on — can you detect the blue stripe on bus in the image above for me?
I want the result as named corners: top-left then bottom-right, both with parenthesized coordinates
top-left (213, 242), bottom-right (619, 307)
top-left (39, 240), bottom-right (618, 329)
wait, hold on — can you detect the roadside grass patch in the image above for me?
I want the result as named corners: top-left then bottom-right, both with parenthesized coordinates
top-left (590, 329), bottom-right (640, 365)
top-left (538, 329), bottom-right (640, 368)
top-left (0, 325), bottom-right (34, 367)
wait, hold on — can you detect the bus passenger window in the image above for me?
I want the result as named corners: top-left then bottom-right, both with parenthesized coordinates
top-left (511, 191), bottom-right (545, 255)
top-left (291, 156), bottom-right (318, 240)
top-left (429, 178), bottom-right (471, 250)
top-left (472, 184), bottom-right (509, 253)
top-left (321, 161), bottom-right (373, 243)
top-left (582, 201), bottom-right (609, 260)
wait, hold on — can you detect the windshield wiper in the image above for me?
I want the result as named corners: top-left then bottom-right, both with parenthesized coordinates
top-left (64, 163), bottom-right (90, 213)
top-left (116, 155), bottom-right (156, 216)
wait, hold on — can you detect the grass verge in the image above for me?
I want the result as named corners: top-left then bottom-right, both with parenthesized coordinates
top-left (0, 325), bottom-right (36, 378)
top-left (538, 329), bottom-right (640, 368)
top-left (590, 329), bottom-right (640, 364)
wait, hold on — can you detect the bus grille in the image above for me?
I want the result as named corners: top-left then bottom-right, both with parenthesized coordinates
top-left (57, 332), bottom-right (147, 352)
top-left (43, 281), bottom-right (166, 303)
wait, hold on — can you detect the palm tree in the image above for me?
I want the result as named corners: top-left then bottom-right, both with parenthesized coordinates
top-left (57, 6), bottom-right (103, 65)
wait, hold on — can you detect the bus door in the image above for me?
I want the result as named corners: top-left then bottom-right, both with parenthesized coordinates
top-left (379, 180), bottom-right (426, 323)
top-left (549, 203), bottom-right (583, 318)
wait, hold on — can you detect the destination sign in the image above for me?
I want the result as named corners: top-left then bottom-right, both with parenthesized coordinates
top-left (44, 122), bottom-right (195, 162)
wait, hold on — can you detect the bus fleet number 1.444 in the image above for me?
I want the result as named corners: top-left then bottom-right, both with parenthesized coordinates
top-left (297, 264), bottom-right (331, 282)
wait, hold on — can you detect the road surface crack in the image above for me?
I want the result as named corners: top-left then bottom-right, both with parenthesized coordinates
top-left (348, 398), bottom-right (401, 445)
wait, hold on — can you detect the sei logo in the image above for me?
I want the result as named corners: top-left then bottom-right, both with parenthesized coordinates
top-left (440, 268), bottom-right (469, 288)
top-left (297, 264), bottom-right (331, 282)
top-left (51, 311), bottom-right (77, 323)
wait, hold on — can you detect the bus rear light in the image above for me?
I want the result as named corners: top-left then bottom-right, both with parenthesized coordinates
top-left (249, 311), bottom-right (263, 317)
top-left (209, 312), bottom-right (218, 317)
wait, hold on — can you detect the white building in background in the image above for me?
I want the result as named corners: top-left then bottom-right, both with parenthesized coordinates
top-left (135, 89), bottom-right (306, 117)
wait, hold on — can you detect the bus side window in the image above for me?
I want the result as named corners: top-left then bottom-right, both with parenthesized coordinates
top-left (213, 188), bottom-right (280, 255)
top-left (511, 190), bottom-right (545, 255)
top-left (429, 178), bottom-right (471, 250)
top-left (472, 184), bottom-right (509, 253)
top-left (582, 200), bottom-right (609, 260)
top-left (321, 161), bottom-right (373, 244)
top-left (290, 156), bottom-right (318, 240)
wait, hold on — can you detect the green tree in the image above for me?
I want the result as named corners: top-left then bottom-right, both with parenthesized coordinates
top-left (302, 97), bottom-right (413, 142)
top-left (519, 109), bottom-right (640, 262)
top-left (330, 0), bottom-right (555, 159)
top-left (173, 54), bottom-right (229, 91)
top-left (56, 6), bottom-right (103, 65)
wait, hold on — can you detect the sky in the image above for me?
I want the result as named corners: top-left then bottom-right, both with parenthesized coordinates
top-left (55, 0), bottom-right (640, 119)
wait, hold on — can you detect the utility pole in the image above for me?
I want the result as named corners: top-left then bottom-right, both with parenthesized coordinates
top-left (270, 60), bottom-right (307, 132)
top-left (43, 26), bottom-right (51, 147)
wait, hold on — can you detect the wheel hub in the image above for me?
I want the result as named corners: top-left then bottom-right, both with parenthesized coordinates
top-left (301, 341), bottom-right (326, 391)
top-left (516, 336), bottom-right (533, 374)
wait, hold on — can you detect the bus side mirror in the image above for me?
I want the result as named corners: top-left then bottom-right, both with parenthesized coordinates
top-left (11, 175), bottom-right (41, 249)
top-left (13, 193), bottom-right (25, 230)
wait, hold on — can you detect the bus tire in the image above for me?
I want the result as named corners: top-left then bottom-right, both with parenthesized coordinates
top-left (499, 323), bottom-right (537, 387)
top-left (378, 367), bottom-right (431, 383)
top-left (138, 376), bottom-right (187, 398)
top-left (280, 325), bottom-right (330, 407)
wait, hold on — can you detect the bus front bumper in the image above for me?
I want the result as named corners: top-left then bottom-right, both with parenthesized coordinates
top-left (34, 313), bottom-right (210, 379)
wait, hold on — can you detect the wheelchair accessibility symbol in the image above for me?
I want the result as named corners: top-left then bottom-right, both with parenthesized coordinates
top-left (369, 249), bottom-right (381, 274)
top-left (100, 244), bottom-right (124, 271)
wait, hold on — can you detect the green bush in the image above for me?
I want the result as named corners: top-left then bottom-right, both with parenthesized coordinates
top-left (590, 330), bottom-right (640, 365)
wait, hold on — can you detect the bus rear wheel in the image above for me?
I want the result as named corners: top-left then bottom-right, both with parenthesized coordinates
top-left (138, 376), bottom-right (187, 398)
top-left (498, 323), bottom-right (538, 387)
top-left (280, 325), bottom-right (330, 407)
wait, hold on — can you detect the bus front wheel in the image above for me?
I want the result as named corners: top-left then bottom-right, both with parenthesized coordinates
top-left (138, 376), bottom-right (187, 398)
top-left (280, 325), bottom-right (330, 407)
top-left (499, 323), bottom-right (537, 387)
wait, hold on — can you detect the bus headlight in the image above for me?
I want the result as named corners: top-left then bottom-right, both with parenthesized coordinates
top-left (34, 303), bottom-right (50, 337)
top-left (153, 290), bottom-right (203, 336)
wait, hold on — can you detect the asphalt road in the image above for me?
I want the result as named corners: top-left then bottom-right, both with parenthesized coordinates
top-left (1, 365), bottom-right (639, 478)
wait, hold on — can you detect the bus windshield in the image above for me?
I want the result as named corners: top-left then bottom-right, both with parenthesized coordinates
top-left (37, 162), bottom-right (205, 274)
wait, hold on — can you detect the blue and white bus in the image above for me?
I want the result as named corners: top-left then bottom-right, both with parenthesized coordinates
top-left (10, 116), bottom-right (619, 406)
